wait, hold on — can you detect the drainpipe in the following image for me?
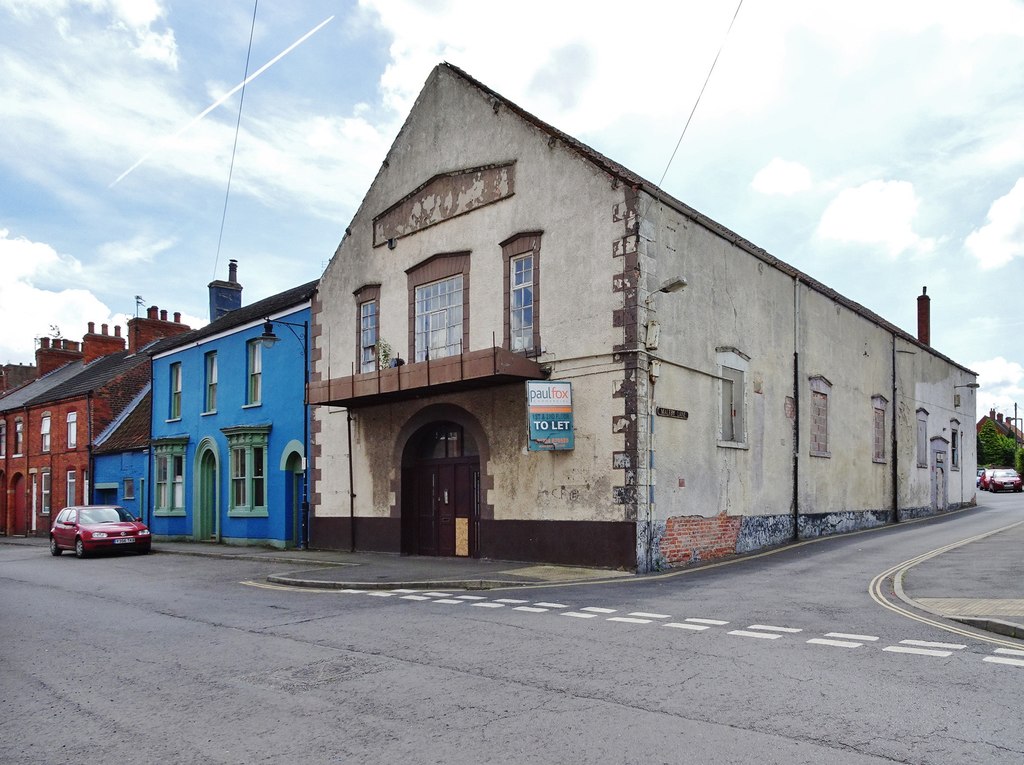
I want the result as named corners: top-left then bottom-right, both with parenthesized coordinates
top-left (792, 277), bottom-right (800, 541)
top-left (347, 410), bottom-right (356, 552)
top-left (86, 391), bottom-right (94, 507)
top-left (890, 333), bottom-right (899, 523)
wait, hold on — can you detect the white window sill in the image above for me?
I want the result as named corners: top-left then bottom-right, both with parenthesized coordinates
top-left (166, 417), bottom-right (181, 423)
top-left (201, 410), bottom-right (217, 417)
top-left (228, 508), bottom-right (269, 518)
top-left (717, 440), bottom-right (748, 450)
top-left (242, 403), bottom-right (262, 410)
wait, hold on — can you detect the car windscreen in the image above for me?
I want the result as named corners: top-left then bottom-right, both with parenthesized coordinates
top-left (79, 507), bottom-right (135, 524)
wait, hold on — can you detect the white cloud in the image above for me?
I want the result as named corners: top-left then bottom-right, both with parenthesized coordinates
top-left (972, 356), bottom-right (1024, 419)
top-left (0, 229), bottom-right (119, 364)
top-left (965, 178), bottom-right (1024, 270)
top-left (817, 180), bottom-right (935, 257)
top-left (751, 158), bottom-right (812, 196)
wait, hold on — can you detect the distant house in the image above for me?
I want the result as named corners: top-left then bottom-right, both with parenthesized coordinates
top-left (148, 266), bottom-right (316, 549)
top-left (0, 311), bottom-right (190, 536)
top-left (307, 63), bottom-right (978, 572)
top-left (977, 408), bottom-right (1023, 444)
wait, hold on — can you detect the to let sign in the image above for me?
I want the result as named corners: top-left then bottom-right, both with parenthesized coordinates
top-left (527, 381), bottom-right (574, 451)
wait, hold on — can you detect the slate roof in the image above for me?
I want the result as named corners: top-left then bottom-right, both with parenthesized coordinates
top-left (152, 280), bottom-right (318, 354)
top-left (0, 360), bottom-right (85, 414)
top-left (440, 63), bottom-right (975, 376)
top-left (94, 385), bottom-right (151, 454)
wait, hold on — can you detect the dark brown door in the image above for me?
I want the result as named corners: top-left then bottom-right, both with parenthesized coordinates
top-left (412, 459), bottom-right (478, 557)
top-left (11, 474), bottom-right (25, 536)
top-left (414, 465), bottom-right (438, 556)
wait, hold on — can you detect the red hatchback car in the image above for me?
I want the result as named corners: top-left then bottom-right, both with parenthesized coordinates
top-left (989, 469), bottom-right (1023, 493)
top-left (50, 505), bottom-right (152, 558)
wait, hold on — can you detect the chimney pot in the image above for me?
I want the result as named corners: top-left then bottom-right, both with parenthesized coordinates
top-left (160, 309), bottom-right (168, 321)
top-left (173, 311), bottom-right (181, 323)
top-left (229, 259), bottom-right (238, 283)
top-left (88, 321), bottom-right (95, 334)
top-left (148, 305), bottom-right (158, 319)
top-left (998, 413), bottom-right (1004, 423)
top-left (40, 337), bottom-right (50, 349)
top-left (101, 323), bottom-right (109, 335)
top-left (114, 325), bottom-right (121, 337)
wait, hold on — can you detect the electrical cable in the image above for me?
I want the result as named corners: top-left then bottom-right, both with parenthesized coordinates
top-left (213, 0), bottom-right (260, 281)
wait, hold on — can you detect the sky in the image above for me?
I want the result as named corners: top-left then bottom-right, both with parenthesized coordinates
top-left (1, 0), bottom-right (1023, 421)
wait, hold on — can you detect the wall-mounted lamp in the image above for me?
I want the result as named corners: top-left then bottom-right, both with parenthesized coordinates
top-left (953, 381), bottom-right (980, 407)
top-left (259, 320), bottom-right (281, 349)
top-left (644, 276), bottom-right (688, 309)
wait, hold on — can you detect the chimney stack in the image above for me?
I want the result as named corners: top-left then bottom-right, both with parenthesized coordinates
top-left (916, 286), bottom-right (930, 346)
top-left (208, 258), bottom-right (243, 321)
top-left (36, 335), bottom-right (84, 375)
top-left (127, 306), bottom-right (191, 352)
top-left (82, 320), bottom-right (126, 363)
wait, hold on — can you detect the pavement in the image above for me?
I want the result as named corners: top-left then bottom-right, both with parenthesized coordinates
top-left (3, 521), bottom-right (1022, 640)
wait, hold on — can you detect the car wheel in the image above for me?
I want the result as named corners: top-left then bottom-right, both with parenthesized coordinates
top-left (74, 538), bottom-right (86, 559)
top-left (49, 537), bottom-right (62, 556)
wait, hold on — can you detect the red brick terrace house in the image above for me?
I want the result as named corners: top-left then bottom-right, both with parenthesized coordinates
top-left (976, 408), bottom-right (1024, 443)
top-left (0, 308), bottom-right (189, 536)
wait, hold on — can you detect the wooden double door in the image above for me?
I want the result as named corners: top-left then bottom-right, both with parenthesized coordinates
top-left (409, 458), bottom-right (480, 557)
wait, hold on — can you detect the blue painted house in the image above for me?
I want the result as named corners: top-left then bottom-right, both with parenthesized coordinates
top-left (149, 269), bottom-right (317, 549)
top-left (92, 384), bottom-right (151, 519)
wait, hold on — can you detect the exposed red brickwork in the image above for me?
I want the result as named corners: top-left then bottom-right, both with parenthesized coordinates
top-left (82, 323), bottom-right (126, 363)
top-left (36, 338), bottom-right (83, 375)
top-left (127, 306), bottom-right (189, 352)
top-left (660, 514), bottom-right (741, 566)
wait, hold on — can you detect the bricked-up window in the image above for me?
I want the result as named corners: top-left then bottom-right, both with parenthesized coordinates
top-left (0, 420), bottom-right (6, 457)
top-left (40, 413), bottom-right (51, 453)
top-left (916, 408), bottom-right (929, 467)
top-left (123, 477), bottom-right (135, 500)
top-left (354, 284), bottom-right (381, 373)
top-left (716, 348), bottom-right (749, 447)
top-left (66, 411), bottom-right (77, 449)
top-left (950, 419), bottom-right (960, 469)
top-left (501, 232), bottom-right (542, 354)
top-left (204, 352), bottom-right (218, 413)
top-left (872, 395), bottom-right (888, 463)
top-left (169, 362), bottom-right (182, 419)
top-left (14, 418), bottom-right (23, 455)
top-left (223, 426), bottom-right (270, 516)
top-left (809, 376), bottom-right (832, 458)
top-left (246, 341), bottom-right (262, 405)
top-left (406, 252), bottom-right (470, 363)
top-left (41, 470), bottom-right (51, 514)
top-left (66, 470), bottom-right (76, 506)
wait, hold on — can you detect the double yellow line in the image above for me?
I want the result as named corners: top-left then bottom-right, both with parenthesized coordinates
top-left (868, 521), bottom-right (1024, 649)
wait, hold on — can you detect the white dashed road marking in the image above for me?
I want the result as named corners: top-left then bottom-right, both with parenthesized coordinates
top-left (665, 622), bottom-right (710, 631)
top-left (495, 598), bottom-right (529, 604)
top-left (563, 612), bottom-right (598, 619)
top-left (899, 640), bottom-right (966, 650)
top-left (422, 592), bottom-right (453, 598)
top-left (686, 618), bottom-right (729, 625)
top-left (748, 624), bottom-right (803, 633)
top-left (368, 592), bottom-right (394, 597)
top-left (883, 646), bottom-right (953, 657)
top-left (581, 607), bottom-right (617, 614)
top-left (456, 595), bottom-right (487, 600)
top-left (471, 602), bottom-right (505, 608)
top-left (983, 656), bottom-right (1024, 667)
top-left (807, 638), bottom-right (863, 648)
top-left (514, 606), bottom-right (549, 613)
top-left (995, 648), bottom-right (1024, 657)
top-left (608, 617), bottom-right (652, 624)
top-left (827, 632), bottom-right (879, 642)
top-left (432, 599), bottom-right (465, 605)
top-left (400, 595), bottom-right (432, 601)
top-left (729, 630), bottom-right (783, 640)
top-left (629, 612), bottom-right (671, 619)
top-left (534, 602), bottom-right (568, 609)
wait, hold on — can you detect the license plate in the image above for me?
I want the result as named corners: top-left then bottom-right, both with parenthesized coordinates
top-left (113, 537), bottom-right (135, 544)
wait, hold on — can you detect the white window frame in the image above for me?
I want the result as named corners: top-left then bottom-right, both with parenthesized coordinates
top-left (359, 299), bottom-right (379, 373)
top-left (66, 470), bottom-right (76, 507)
top-left (246, 341), bottom-right (262, 406)
top-left (40, 413), bottom-right (51, 453)
top-left (204, 352), bottom-right (218, 413)
top-left (414, 275), bottom-right (464, 362)
top-left (950, 419), bottom-right (960, 470)
top-left (510, 253), bottom-right (534, 352)
top-left (41, 470), bottom-right (51, 515)
top-left (0, 420), bottom-right (5, 457)
top-left (169, 362), bottom-right (182, 420)
top-left (67, 411), bottom-right (77, 449)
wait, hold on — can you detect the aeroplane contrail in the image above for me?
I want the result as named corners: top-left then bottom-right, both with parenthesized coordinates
top-left (110, 15), bottom-right (335, 188)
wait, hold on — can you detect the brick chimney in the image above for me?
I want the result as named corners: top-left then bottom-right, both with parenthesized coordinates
top-left (36, 337), bottom-right (84, 375)
top-left (127, 305), bottom-right (191, 353)
top-left (82, 322), bottom-right (127, 363)
top-left (208, 258), bottom-right (243, 321)
top-left (916, 286), bottom-right (930, 346)
top-left (0, 362), bottom-right (37, 393)
top-left (997, 413), bottom-right (1004, 424)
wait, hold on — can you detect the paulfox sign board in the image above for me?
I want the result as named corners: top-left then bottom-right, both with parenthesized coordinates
top-left (526, 380), bottom-right (574, 451)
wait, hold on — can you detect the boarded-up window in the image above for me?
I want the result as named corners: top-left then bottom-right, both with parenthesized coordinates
top-left (916, 409), bottom-right (929, 467)
top-left (809, 376), bottom-right (832, 458)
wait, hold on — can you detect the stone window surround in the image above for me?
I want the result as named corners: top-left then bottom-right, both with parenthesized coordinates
top-left (871, 394), bottom-right (888, 464)
top-left (808, 375), bottom-right (832, 458)
top-left (500, 231), bottom-right (542, 355)
top-left (405, 251), bottom-right (471, 363)
top-left (354, 283), bottom-right (381, 373)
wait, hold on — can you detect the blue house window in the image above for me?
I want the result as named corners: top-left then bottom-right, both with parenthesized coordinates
top-left (246, 341), bottom-right (262, 406)
top-left (169, 362), bottom-right (182, 420)
top-left (204, 352), bottom-right (218, 413)
top-left (222, 426), bottom-right (270, 517)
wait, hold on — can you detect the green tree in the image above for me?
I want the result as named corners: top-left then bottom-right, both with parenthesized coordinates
top-left (977, 420), bottom-right (1016, 466)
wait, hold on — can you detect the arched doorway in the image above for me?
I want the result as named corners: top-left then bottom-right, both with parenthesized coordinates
top-left (401, 421), bottom-right (480, 557)
top-left (195, 444), bottom-right (218, 541)
top-left (284, 452), bottom-right (303, 547)
top-left (10, 473), bottom-right (26, 536)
